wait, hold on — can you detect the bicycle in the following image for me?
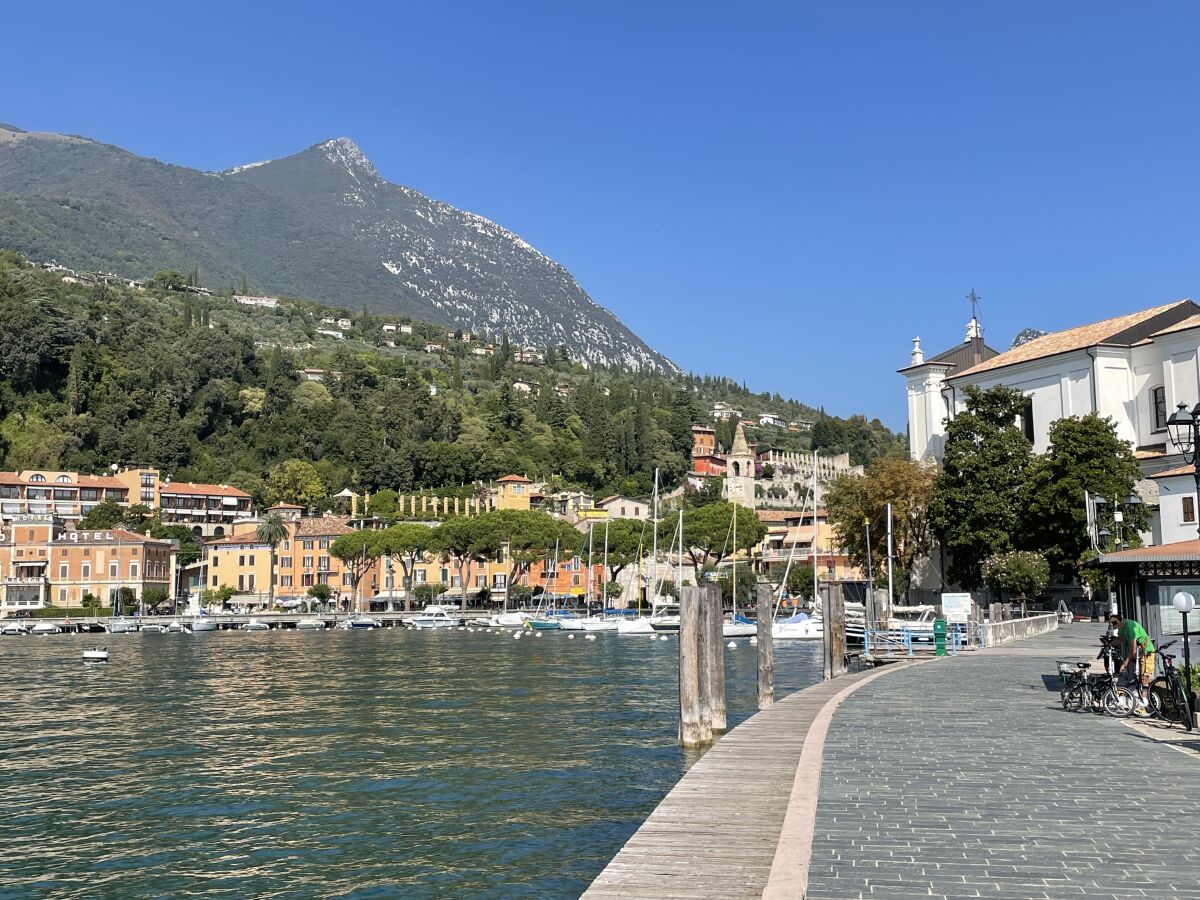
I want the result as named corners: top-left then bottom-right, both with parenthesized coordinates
top-left (1059, 661), bottom-right (1129, 716)
top-left (1148, 641), bottom-right (1193, 728)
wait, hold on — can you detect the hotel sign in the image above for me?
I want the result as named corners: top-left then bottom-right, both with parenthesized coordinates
top-left (56, 530), bottom-right (120, 543)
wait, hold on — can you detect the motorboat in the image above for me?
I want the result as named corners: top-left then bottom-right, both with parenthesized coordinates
top-left (773, 612), bottom-right (823, 640)
top-left (82, 647), bottom-right (109, 662)
top-left (190, 617), bottom-right (218, 632)
top-left (296, 617), bottom-right (326, 631)
top-left (166, 620), bottom-right (192, 634)
top-left (338, 614), bottom-right (383, 630)
top-left (616, 616), bottom-right (655, 635)
top-left (30, 622), bottom-right (63, 636)
top-left (524, 617), bottom-right (561, 631)
top-left (579, 617), bottom-right (620, 633)
top-left (412, 606), bottom-right (458, 630)
top-left (106, 617), bottom-right (136, 634)
top-left (487, 611), bottom-right (533, 628)
top-left (140, 622), bottom-right (168, 634)
top-left (723, 616), bottom-right (758, 638)
top-left (241, 618), bottom-right (271, 632)
top-left (1, 621), bottom-right (29, 636)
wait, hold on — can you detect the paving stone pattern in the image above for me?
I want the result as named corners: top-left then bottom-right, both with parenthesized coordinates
top-left (806, 625), bottom-right (1200, 899)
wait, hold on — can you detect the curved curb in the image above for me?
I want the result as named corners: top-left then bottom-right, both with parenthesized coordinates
top-left (762, 659), bottom-right (932, 899)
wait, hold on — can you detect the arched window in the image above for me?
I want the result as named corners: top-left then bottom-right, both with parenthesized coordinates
top-left (55, 475), bottom-right (72, 484)
top-left (732, 462), bottom-right (741, 477)
top-left (28, 473), bottom-right (45, 482)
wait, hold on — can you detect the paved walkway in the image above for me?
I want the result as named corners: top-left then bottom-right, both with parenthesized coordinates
top-left (806, 624), bottom-right (1200, 899)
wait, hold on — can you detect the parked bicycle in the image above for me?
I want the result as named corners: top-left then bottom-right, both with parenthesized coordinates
top-left (1148, 640), bottom-right (1192, 728)
top-left (1059, 660), bottom-right (1130, 716)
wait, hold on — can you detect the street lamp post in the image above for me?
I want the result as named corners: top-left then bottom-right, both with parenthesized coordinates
top-left (1166, 402), bottom-right (1200, 540)
top-left (1173, 591), bottom-right (1196, 731)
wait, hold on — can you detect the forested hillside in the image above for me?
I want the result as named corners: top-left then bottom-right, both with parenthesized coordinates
top-left (0, 251), bottom-right (902, 503)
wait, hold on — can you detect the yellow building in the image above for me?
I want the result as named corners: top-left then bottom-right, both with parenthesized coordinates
top-left (492, 474), bottom-right (532, 511)
top-left (206, 530), bottom-right (273, 595)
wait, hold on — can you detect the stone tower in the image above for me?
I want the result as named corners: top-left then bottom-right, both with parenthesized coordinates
top-left (722, 422), bottom-right (757, 509)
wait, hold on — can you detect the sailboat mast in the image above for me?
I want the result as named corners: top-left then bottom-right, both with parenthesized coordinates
top-left (651, 467), bottom-right (659, 609)
top-left (586, 522), bottom-right (595, 609)
top-left (812, 451), bottom-right (819, 608)
top-left (602, 518), bottom-right (609, 610)
top-left (731, 505), bottom-right (737, 618)
top-left (677, 508), bottom-right (683, 597)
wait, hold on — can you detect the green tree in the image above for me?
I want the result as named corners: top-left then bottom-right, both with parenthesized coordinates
top-left (147, 270), bottom-right (188, 292)
top-left (265, 459), bottom-right (326, 507)
top-left (77, 500), bottom-right (126, 530)
top-left (598, 517), bottom-right (647, 582)
top-left (1022, 414), bottom-right (1148, 573)
top-left (329, 530), bottom-right (379, 612)
top-left (307, 582), bottom-right (333, 605)
top-left (785, 563), bottom-right (816, 602)
top-left (825, 457), bottom-right (936, 598)
top-left (434, 516), bottom-right (484, 610)
top-left (675, 501), bottom-right (766, 584)
top-left (375, 523), bottom-right (434, 611)
top-left (983, 550), bottom-right (1050, 601)
top-left (142, 587), bottom-right (170, 613)
top-left (929, 386), bottom-right (1033, 590)
top-left (413, 582), bottom-right (447, 606)
top-left (255, 512), bottom-right (289, 608)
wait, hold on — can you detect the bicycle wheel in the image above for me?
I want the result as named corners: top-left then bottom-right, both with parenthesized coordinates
top-left (1063, 686), bottom-right (1085, 712)
top-left (1150, 677), bottom-right (1186, 724)
top-left (1102, 687), bottom-right (1136, 718)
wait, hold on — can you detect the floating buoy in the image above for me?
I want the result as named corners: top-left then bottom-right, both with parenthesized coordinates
top-left (513, 633), bottom-right (521, 640)
top-left (749, 636), bottom-right (758, 645)
top-left (567, 634), bottom-right (575, 640)
top-left (727, 641), bottom-right (737, 649)
top-left (659, 635), bottom-right (670, 642)
top-left (535, 632), bottom-right (543, 638)
top-left (585, 634), bottom-right (598, 641)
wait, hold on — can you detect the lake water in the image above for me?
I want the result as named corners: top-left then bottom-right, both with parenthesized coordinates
top-left (0, 628), bottom-right (822, 898)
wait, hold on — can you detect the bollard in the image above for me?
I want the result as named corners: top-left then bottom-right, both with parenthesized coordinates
top-left (933, 617), bottom-right (947, 656)
top-left (756, 584), bottom-right (774, 709)
top-left (695, 586), bottom-right (714, 743)
top-left (705, 584), bottom-right (727, 733)
top-left (678, 586), bottom-right (704, 747)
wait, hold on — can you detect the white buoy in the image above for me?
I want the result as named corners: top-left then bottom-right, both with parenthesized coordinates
top-left (749, 636), bottom-right (758, 645)
top-left (567, 634), bottom-right (575, 640)
top-left (535, 632), bottom-right (543, 638)
top-left (727, 641), bottom-right (737, 649)
top-left (513, 633), bottom-right (521, 640)
top-left (659, 635), bottom-right (669, 642)
top-left (585, 634), bottom-right (597, 641)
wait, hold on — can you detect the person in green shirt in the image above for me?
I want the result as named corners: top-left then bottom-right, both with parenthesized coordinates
top-left (1108, 613), bottom-right (1155, 704)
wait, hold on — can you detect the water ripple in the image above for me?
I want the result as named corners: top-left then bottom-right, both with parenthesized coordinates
top-left (0, 629), bottom-right (820, 897)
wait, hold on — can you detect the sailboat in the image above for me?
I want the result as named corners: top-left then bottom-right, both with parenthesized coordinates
top-left (526, 541), bottom-right (565, 631)
top-left (723, 506), bottom-right (757, 637)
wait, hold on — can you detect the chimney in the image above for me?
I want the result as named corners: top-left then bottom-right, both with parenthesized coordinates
top-left (910, 337), bottom-right (925, 365)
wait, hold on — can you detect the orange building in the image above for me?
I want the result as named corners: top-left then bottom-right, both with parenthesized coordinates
top-left (691, 425), bottom-right (717, 458)
top-left (492, 474), bottom-right (533, 511)
top-left (754, 508), bottom-right (861, 585)
top-left (0, 514), bottom-right (174, 614)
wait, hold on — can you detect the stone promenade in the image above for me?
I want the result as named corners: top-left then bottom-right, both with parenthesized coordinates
top-left (806, 624), bottom-right (1200, 899)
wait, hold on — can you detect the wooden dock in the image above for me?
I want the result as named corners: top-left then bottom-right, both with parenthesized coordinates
top-left (582, 665), bottom-right (913, 899)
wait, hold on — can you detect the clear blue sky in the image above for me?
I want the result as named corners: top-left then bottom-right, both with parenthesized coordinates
top-left (3, 2), bottom-right (1200, 428)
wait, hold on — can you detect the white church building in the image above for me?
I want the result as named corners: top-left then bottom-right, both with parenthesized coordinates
top-left (903, 298), bottom-right (1200, 559)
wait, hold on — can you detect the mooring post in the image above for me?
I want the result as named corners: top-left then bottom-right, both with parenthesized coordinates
top-left (756, 584), bottom-right (774, 709)
top-left (678, 585), bottom-right (704, 747)
top-left (706, 584), bottom-right (727, 733)
top-left (694, 584), bottom-right (714, 743)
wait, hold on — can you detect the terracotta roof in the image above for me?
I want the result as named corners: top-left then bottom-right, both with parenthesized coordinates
top-left (1149, 464), bottom-right (1195, 479)
top-left (1135, 446), bottom-right (1167, 460)
top-left (952, 301), bottom-right (1197, 380)
top-left (293, 515), bottom-right (354, 537)
top-left (106, 528), bottom-right (172, 545)
top-left (1096, 539), bottom-right (1200, 564)
top-left (267, 502), bottom-right (303, 509)
top-left (0, 472), bottom-right (25, 485)
top-left (73, 475), bottom-right (127, 488)
top-left (160, 481), bottom-right (251, 498)
top-left (1152, 313), bottom-right (1200, 337)
top-left (756, 510), bottom-right (801, 523)
top-left (206, 533), bottom-right (269, 547)
top-left (496, 474), bottom-right (531, 484)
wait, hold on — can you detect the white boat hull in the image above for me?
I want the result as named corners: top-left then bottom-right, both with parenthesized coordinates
top-left (773, 620), bottom-right (823, 640)
top-left (190, 619), bottom-right (218, 632)
top-left (296, 618), bottom-right (326, 631)
top-left (617, 618), bottom-right (656, 634)
top-left (579, 619), bottom-right (619, 632)
top-left (722, 621), bottom-right (758, 638)
top-left (489, 612), bottom-right (532, 628)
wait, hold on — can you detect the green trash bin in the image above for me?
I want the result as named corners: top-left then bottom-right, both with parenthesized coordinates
top-left (933, 618), bottom-right (947, 656)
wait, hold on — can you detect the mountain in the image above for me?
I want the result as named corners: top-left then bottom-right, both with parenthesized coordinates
top-left (0, 125), bottom-right (674, 371)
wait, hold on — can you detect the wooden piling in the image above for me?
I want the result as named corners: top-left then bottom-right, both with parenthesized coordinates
top-left (756, 584), bottom-right (774, 709)
top-left (706, 584), bottom-right (727, 733)
top-left (694, 587), bottom-right (714, 743)
top-left (678, 586), bottom-right (704, 747)
top-left (823, 583), bottom-right (847, 680)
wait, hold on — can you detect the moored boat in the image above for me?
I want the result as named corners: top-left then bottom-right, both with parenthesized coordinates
top-left (82, 647), bottom-right (109, 662)
top-left (30, 622), bottom-right (63, 636)
top-left (106, 617), bottom-right (136, 634)
top-left (772, 612), bottom-right (822, 640)
top-left (296, 617), bottom-right (326, 631)
top-left (140, 622), bottom-right (168, 634)
top-left (1, 621), bottom-right (29, 636)
top-left (412, 606), bottom-right (458, 630)
top-left (241, 618), bottom-right (271, 632)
